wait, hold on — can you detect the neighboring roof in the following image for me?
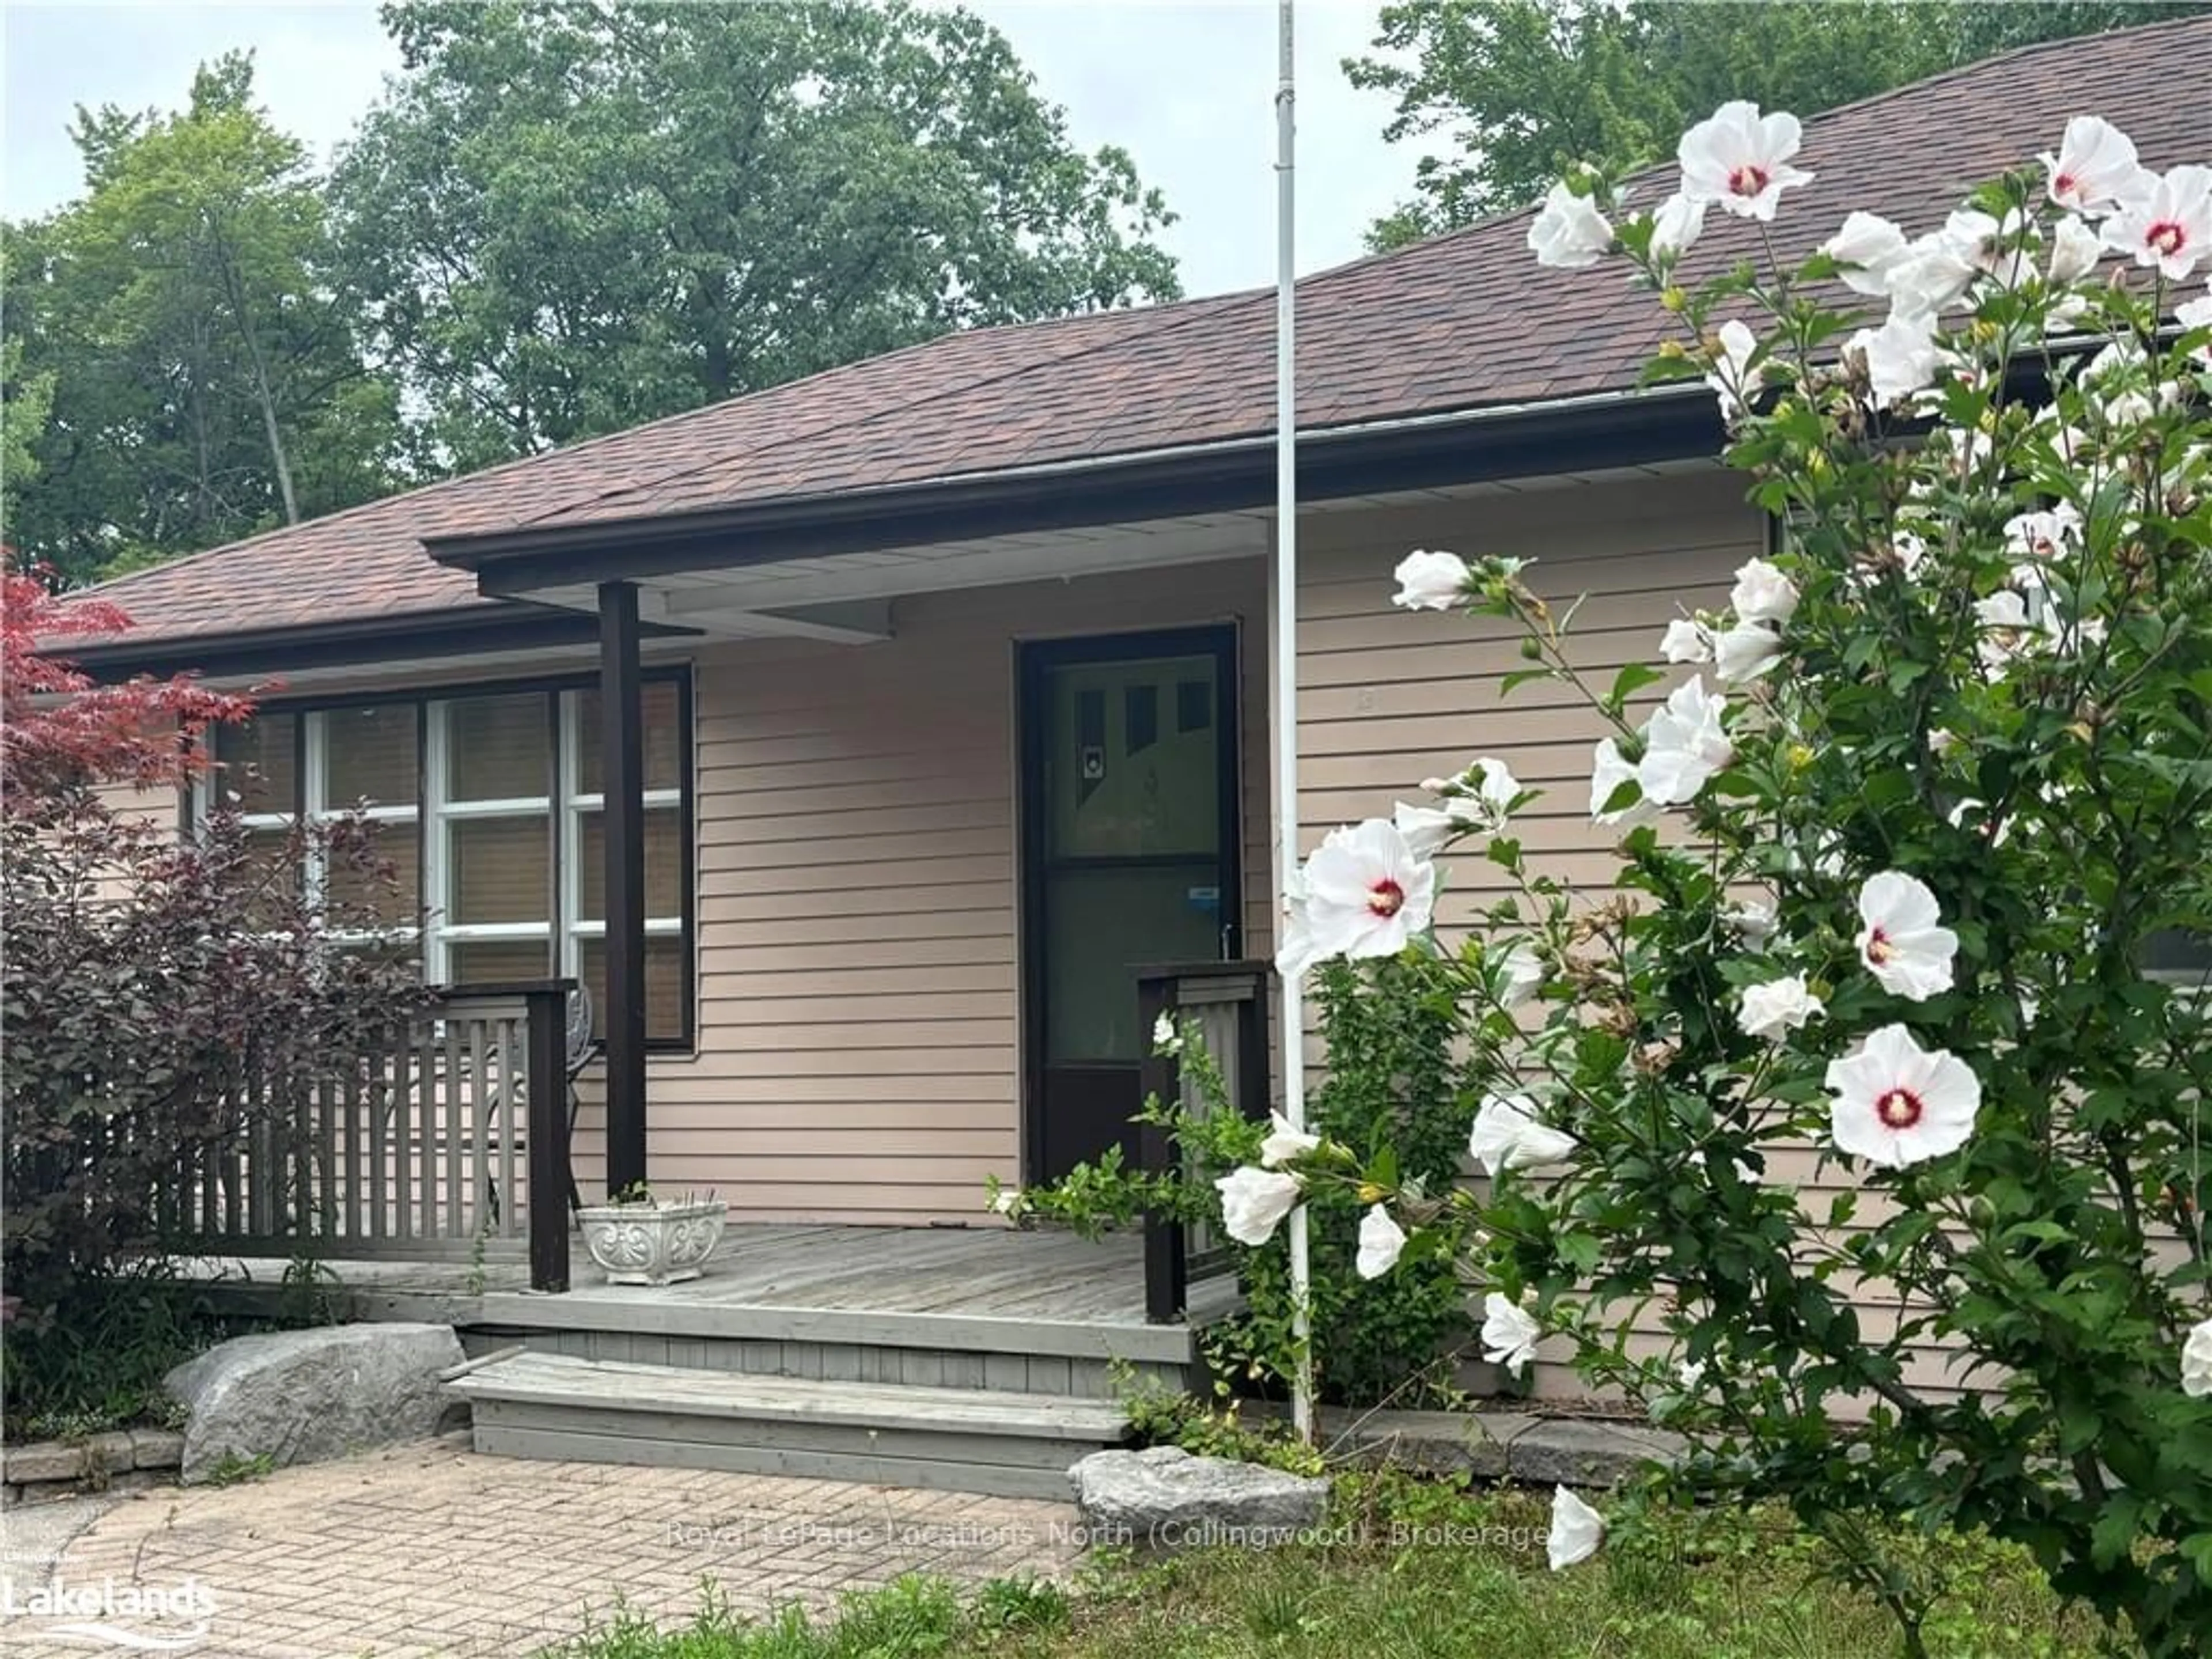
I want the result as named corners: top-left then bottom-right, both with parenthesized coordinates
top-left (56, 15), bottom-right (2212, 654)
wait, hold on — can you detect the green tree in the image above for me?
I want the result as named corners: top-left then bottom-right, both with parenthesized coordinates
top-left (1351, 1), bottom-right (2211, 249)
top-left (1, 332), bottom-right (56, 544)
top-left (329, 1), bottom-right (1181, 471)
top-left (3, 54), bottom-right (400, 585)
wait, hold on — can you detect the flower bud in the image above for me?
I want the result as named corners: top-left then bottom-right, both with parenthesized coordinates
top-left (1660, 286), bottom-right (1688, 313)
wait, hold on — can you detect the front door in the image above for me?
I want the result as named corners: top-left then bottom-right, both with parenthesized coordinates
top-left (1020, 627), bottom-right (1242, 1184)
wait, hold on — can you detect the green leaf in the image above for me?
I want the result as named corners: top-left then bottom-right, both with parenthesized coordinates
top-left (1607, 661), bottom-right (1665, 713)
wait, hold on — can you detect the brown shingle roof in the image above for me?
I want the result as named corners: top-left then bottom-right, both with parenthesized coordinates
top-left (59, 16), bottom-right (2212, 649)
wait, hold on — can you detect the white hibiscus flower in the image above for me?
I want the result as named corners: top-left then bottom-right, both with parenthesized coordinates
top-left (1823, 1024), bottom-right (1982, 1169)
top-left (1661, 618), bottom-right (1712, 663)
top-left (1527, 180), bottom-right (1613, 269)
top-left (1547, 1486), bottom-right (1606, 1570)
top-left (1713, 621), bottom-right (1784, 684)
top-left (2100, 164), bottom-right (2212, 281)
top-left (1855, 871), bottom-right (1959, 1001)
top-left (2183, 1317), bottom-right (2212, 1399)
top-left (1469, 1092), bottom-right (1575, 1174)
top-left (2047, 214), bottom-right (2104, 282)
top-left (1638, 677), bottom-right (1733, 805)
top-left (1257, 1111), bottom-right (1319, 1169)
top-left (1729, 558), bottom-right (1799, 624)
top-left (1847, 312), bottom-right (1944, 410)
top-left (2040, 116), bottom-right (2153, 217)
top-left (1392, 548), bottom-right (1474, 611)
top-left (1738, 974), bottom-right (1824, 1041)
top-left (1822, 211), bottom-right (1910, 297)
top-left (1677, 101), bottom-right (1813, 221)
top-left (1704, 319), bottom-right (1762, 420)
top-left (1649, 191), bottom-right (1707, 259)
top-left (1480, 1290), bottom-right (1542, 1377)
top-left (1214, 1166), bottom-right (1302, 1247)
top-left (1275, 820), bottom-right (1436, 979)
top-left (1355, 1205), bottom-right (1408, 1281)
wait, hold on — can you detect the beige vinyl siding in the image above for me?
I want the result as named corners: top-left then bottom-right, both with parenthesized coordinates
top-left (1296, 468), bottom-right (1796, 1399)
top-left (569, 556), bottom-right (1274, 1222)
top-left (96, 775), bottom-right (183, 828)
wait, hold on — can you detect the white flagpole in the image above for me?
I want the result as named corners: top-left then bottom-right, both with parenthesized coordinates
top-left (1272, 0), bottom-right (1313, 1444)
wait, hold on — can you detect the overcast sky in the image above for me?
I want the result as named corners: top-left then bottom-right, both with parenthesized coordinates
top-left (1, 1), bottom-right (1419, 298)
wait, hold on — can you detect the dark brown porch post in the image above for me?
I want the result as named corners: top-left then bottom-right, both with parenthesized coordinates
top-left (599, 580), bottom-right (648, 1194)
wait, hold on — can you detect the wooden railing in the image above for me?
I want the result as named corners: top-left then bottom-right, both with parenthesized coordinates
top-left (171, 980), bottom-right (573, 1291)
top-left (1135, 961), bottom-right (1272, 1324)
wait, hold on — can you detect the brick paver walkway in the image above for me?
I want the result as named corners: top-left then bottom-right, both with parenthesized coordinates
top-left (1, 1439), bottom-right (1082, 1657)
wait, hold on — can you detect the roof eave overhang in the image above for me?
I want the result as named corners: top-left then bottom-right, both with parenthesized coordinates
top-left (62, 598), bottom-right (700, 683)
top-left (429, 382), bottom-right (1724, 598)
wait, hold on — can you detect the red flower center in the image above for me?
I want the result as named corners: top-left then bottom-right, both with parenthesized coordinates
top-left (1728, 163), bottom-right (1770, 198)
top-left (1864, 928), bottom-right (1897, 965)
top-left (2148, 221), bottom-right (2187, 257)
top-left (2054, 172), bottom-right (2077, 201)
top-left (1367, 879), bottom-right (1406, 919)
top-left (1875, 1087), bottom-right (1925, 1130)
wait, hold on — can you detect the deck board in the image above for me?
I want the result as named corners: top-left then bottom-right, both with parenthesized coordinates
top-left (177, 1222), bottom-right (1214, 1365)
top-left (460, 1350), bottom-right (1131, 1437)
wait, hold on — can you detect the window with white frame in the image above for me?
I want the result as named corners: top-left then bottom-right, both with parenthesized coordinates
top-left (207, 676), bottom-right (691, 1044)
top-left (214, 704), bottom-right (423, 946)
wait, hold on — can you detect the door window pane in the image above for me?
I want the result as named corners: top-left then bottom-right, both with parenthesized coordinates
top-left (574, 682), bottom-right (682, 796)
top-left (577, 809), bottom-right (683, 920)
top-left (446, 694), bottom-right (551, 801)
top-left (448, 817), bottom-right (551, 925)
top-left (1047, 656), bottom-right (1219, 858)
top-left (1045, 863), bottom-right (1224, 1062)
top-left (325, 704), bottom-right (419, 807)
top-left (578, 936), bottom-right (685, 1042)
top-left (214, 714), bottom-right (297, 813)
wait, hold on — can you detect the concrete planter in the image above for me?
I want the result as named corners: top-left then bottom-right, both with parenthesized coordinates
top-left (577, 1197), bottom-right (728, 1286)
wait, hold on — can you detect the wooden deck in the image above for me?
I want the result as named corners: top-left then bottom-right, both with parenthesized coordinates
top-left (184, 1222), bottom-right (1234, 1370)
top-left (185, 1223), bottom-right (1240, 1495)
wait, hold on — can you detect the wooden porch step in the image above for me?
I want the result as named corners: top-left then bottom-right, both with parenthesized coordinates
top-left (451, 1350), bottom-right (1131, 1500)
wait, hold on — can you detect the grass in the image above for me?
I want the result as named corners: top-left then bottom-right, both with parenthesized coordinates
top-left (540, 1475), bottom-right (2105, 1659)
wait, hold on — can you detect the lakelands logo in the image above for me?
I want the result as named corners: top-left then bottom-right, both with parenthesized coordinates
top-left (1, 1576), bottom-right (215, 1651)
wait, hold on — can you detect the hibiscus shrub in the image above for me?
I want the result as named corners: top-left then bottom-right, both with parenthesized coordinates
top-left (1226, 113), bottom-right (2212, 1655)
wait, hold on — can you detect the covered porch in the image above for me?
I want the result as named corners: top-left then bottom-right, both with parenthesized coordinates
top-left (493, 508), bottom-right (1290, 1234)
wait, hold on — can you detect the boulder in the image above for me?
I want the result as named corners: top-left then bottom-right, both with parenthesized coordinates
top-left (1068, 1446), bottom-right (1328, 1551)
top-left (164, 1323), bottom-right (464, 1484)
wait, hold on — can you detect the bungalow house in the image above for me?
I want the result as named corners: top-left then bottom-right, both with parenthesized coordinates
top-left (48, 20), bottom-right (2211, 1489)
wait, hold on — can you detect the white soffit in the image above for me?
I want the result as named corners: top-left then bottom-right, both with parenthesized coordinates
top-left (513, 456), bottom-right (1718, 631)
